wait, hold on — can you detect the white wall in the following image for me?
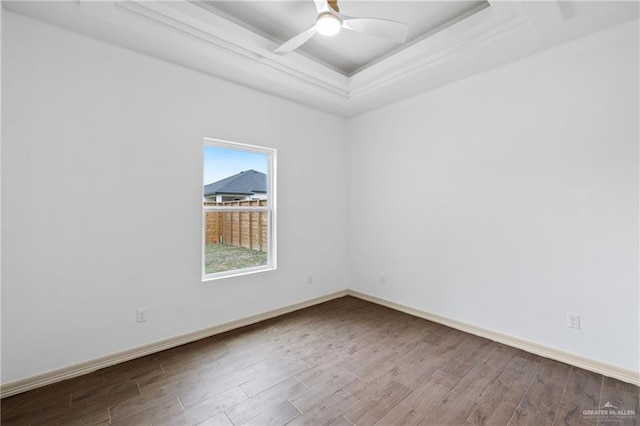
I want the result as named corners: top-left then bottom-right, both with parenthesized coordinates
top-left (347, 19), bottom-right (639, 372)
top-left (0, 1), bottom-right (4, 386)
top-left (2, 9), bottom-right (638, 386)
top-left (1, 11), bottom-right (348, 384)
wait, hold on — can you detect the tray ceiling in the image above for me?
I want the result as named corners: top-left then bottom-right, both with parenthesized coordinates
top-left (197, 1), bottom-right (489, 75)
top-left (3, 1), bottom-right (639, 117)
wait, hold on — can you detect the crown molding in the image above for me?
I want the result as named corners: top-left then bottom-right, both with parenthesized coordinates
top-left (112, 1), bottom-right (350, 98)
top-left (348, 6), bottom-right (528, 100)
top-left (3, 0), bottom-right (583, 116)
top-left (109, 0), bottom-right (534, 103)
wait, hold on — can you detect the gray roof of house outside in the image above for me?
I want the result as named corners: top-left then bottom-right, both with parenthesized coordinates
top-left (204, 169), bottom-right (267, 196)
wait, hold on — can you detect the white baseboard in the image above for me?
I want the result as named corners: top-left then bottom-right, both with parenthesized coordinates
top-left (347, 290), bottom-right (640, 387)
top-left (0, 290), bottom-right (348, 398)
top-left (2, 288), bottom-right (637, 398)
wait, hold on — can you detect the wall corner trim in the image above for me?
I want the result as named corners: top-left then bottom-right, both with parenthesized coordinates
top-left (1, 288), bottom-right (637, 398)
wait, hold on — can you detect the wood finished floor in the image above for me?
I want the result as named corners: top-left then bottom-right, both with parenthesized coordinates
top-left (2, 296), bottom-right (638, 426)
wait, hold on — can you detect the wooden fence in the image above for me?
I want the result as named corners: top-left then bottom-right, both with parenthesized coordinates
top-left (204, 200), bottom-right (268, 252)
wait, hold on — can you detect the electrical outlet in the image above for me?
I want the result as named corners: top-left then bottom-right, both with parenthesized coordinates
top-left (137, 308), bottom-right (147, 323)
top-left (567, 313), bottom-right (580, 329)
top-left (380, 273), bottom-right (385, 284)
top-left (308, 273), bottom-right (313, 284)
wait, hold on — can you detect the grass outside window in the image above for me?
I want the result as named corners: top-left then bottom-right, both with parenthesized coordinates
top-left (204, 243), bottom-right (268, 274)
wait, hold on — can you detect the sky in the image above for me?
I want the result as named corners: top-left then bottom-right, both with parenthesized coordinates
top-left (203, 146), bottom-right (268, 185)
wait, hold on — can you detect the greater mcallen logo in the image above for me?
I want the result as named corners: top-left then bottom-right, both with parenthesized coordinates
top-left (583, 402), bottom-right (637, 423)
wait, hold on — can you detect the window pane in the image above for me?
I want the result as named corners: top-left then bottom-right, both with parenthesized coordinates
top-left (203, 146), bottom-right (268, 202)
top-left (204, 209), bottom-right (268, 274)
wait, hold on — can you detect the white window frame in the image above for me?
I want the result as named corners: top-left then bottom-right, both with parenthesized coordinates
top-left (202, 138), bottom-right (277, 281)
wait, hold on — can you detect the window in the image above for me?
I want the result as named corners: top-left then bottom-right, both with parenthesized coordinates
top-left (202, 138), bottom-right (276, 280)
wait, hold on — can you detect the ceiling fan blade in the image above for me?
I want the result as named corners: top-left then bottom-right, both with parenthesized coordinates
top-left (341, 17), bottom-right (409, 43)
top-left (274, 27), bottom-right (318, 53)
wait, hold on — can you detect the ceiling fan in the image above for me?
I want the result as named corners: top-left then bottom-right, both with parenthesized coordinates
top-left (274, 0), bottom-right (409, 53)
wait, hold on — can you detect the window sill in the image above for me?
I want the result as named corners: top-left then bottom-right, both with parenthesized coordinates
top-left (202, 265), bottom-right (277, 282)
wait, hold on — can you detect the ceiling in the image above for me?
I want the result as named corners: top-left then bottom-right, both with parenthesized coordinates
top-left (196, 1), bottom-right (489, 75)
top-left (4, 1), bottom-right (639, 117)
